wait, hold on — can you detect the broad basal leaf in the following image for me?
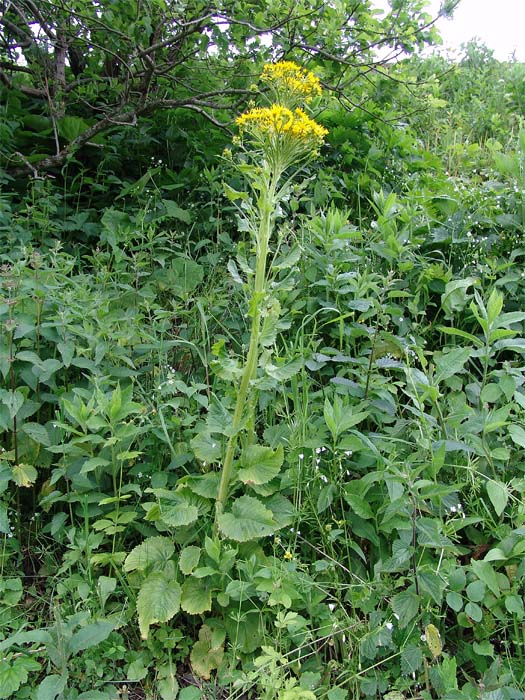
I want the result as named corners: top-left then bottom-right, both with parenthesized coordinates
top-left (69, 621), bottom-right (114, 654)
top-left (124, 537), bottom-right (175, 573)
top-left (179, 546), bottom-right (201, 575)
top-left (217, 495), bottom-right (277, 542)
top-left (190, 625), bottom-right (224, 680)
top-left (137, 572), bottom-right (181, 639)
top-left (181, 578), bottom-right (212, 615)
top-left (238, 444), bottom-right (284, 485)
top-left (161, 501), bottom-right (199, 528)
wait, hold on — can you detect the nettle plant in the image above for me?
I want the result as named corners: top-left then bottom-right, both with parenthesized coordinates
top-left (125, 62), bottom-right (328, 667)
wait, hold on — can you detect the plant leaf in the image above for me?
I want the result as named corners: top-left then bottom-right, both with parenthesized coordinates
top-left (124, 537), bottom-right (175, 572)
top-left (217, 495), bottom-right (277, 542)
top-left (137, 572), bottom-right (181, 639)
top-left (181, 578), bottom-right (212, 615)
top-left (238, 444), bottom-right (284, 485)
top-left (69, 621), bottom-right (114, 654)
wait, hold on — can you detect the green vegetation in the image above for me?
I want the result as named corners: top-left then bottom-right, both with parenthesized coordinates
top-left (1, 1), bottom-right (525, 697)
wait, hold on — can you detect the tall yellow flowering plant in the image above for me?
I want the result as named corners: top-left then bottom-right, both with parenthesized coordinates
top-left (215, 62), bottom-right (327, 525)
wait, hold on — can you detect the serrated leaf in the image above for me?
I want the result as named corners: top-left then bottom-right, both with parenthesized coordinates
top-left (391, 590), bottom-right (419, 628)
top-left (217, 495), bottom-right (277, 542)
top-left (181, 578), bottom-right (212, 614)
top-left (486, 480), bottom-right (509, 516)
top-left (400, 644), bottom-right (423, 675)
top-left (190, 432), bottom-right (221, 463)
top-left (21, 422), bottom-right (50, 446)
top-left (238, 444), bottom-right (284, 485)
top-left (434, 346), bottom-right (471, 383)
top-left (0, 390), bottom-right (24, 420)
top-left (263, 493), bottom-right (295, 528)
top-left (0, 660), bottom-right (30, 698)
top-left (161, 501), bottom-right (199, 528)
top-left (179, 546), bottom-right (201, 575)
top-left (137, 572), bottom-right (181, 639)
top-left (11, 463), bottom-right (37, 487)
top-left (157, 666), bottom-right (179, 700)
top-left (418, 571), bottom-right (445, 605)
top-left (124, 537), bottom-right (175, 572)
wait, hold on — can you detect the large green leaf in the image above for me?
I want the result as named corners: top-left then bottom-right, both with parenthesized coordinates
top-left (124, 537), bottom-right (175, 572)
top-left (181, 578), bottom-right (212, 614)
top-left (36, 674), bottom-right (67, 700)
top-left (178, 546), bottom-right (201, 575)
top-left (486, 480), bottom-right (509, 517)
top-left (69, 621), bottom-right (114, 654)
top-left (161, 501), bottom-right (199, 528)
top-left (137, 572), bottom-right (181, 639)
top-left (434, 346), bottom-right (471, 383)
top-left (190, 625), bottom-right (224, 680)
top-left (217, 495), bottom-right (278, 542)
top-left (238, 444), bottom-right (284, 485)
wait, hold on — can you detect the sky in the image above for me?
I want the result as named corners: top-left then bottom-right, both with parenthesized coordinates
top-left (373, 0), bottom-right (525, 62)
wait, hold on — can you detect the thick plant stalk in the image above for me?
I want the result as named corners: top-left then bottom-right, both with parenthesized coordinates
top-left (215, 173), bottom-right (279, 523)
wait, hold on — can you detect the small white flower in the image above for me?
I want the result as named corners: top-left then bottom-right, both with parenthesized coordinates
top-left (450, 506), bottom-right (457, 513)
top-left (320, 474), bottom-right (328, 483)
top-left (299, 453), bottom-right (304, 460)
top-left (386, 622), bottom-right (393, 630)
top-left (329, 603), bottom-right (335, 611)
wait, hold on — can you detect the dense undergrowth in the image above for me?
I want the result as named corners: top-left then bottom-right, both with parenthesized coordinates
top-left (1, 42), bottom-right (525, 700)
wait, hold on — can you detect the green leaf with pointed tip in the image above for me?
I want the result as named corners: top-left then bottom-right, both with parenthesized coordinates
top-left (486, 480), bottom-right (509, 516)
top-left (434, 346), bottom-right (471, 384)
top-left (391, 590), bottom-right (420, 628)
top-left (137, 572), bottom-right (181, 639)
top-left (217, 495), bottom-right (277, 542)
top-left (124, 537), bottom-right (175, 572)
top-left (238, 444), bottom-right (284, 485)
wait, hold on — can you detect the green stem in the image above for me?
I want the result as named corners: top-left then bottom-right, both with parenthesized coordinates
top-left (215, 171), bottom-right (279, 525)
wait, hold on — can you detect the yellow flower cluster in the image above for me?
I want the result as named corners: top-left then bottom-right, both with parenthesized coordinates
top-left (261, 61), bottom-right (322, 103)
top-left (236, 104), bottom-right (327, 146)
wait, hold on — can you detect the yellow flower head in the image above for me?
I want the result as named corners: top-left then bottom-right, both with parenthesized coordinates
top-left (261, 62), bottom-right (322, 105)
top-left (236, 104), bottom-right (327, 149)
top-left (236, 104), bottom-right (327, 169)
